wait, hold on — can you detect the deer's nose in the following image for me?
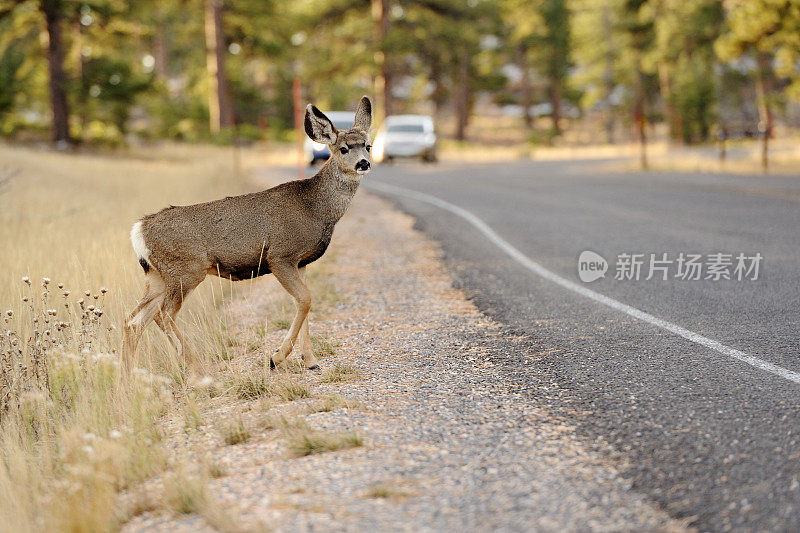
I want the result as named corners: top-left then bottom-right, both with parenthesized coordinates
top-left (355, 159), bottom-right (370, 171)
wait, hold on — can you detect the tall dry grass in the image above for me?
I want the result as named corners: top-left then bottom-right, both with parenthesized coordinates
top-left (0, 142), bottom-right (264, 531)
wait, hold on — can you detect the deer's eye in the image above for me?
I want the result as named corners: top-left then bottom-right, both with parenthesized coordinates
top-left (366, 145), bottom-right (371, 152)
top-left (340, 147), bottom-right (349, 154)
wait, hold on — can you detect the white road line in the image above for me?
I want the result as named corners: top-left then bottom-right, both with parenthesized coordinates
top-left (368, 181), bottom-right (800, 386)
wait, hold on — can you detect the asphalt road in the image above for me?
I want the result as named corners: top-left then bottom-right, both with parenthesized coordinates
top-left (365, 159), bottom-right (800, 532)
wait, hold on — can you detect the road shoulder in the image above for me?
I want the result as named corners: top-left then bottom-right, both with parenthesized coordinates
top-left (123, 172), bottom-right (687, 532)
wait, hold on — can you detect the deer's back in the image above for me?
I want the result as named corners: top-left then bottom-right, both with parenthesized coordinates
top-left (140, 180), bottom-right (334, 281)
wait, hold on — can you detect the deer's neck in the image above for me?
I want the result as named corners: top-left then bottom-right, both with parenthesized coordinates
top-left (308, 160), bottom-right (361, 223)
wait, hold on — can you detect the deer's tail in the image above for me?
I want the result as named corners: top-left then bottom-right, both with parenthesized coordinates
top-left (130, 221), bottom-right (151, 273)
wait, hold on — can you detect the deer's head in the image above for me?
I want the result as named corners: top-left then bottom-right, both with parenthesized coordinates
top-left (305, 96), bottom-right (372, 177)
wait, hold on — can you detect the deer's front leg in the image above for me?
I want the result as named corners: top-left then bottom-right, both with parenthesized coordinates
top-left (295, 267), bottom-right (320, 369)
top-left (296, 315), bottom-right (319, 369)
top-left (269, 263), bottom-right (311, 369)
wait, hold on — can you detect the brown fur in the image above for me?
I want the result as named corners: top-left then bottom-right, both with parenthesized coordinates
top-left (123, 97), bottom-right (373, 370)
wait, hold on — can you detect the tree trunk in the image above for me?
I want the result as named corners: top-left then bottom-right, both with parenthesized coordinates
top-left (382, 55), bottom-right (391, 118)
top-left (429, 56), bottom-right (445, 125)
top-left (372, 0), bottom-right (390, 123)
top-left (548, 76), bottom-right (562, 134)
top-left (634, 58), bottom-right (647, 169)
top-left (153, 10), bottom-right (169, 80)
top-left (454, 51), bottom-right (470, 141)
top-left (293, 76), bottom-right (303, 180)
top-left (40, 0), bottom-right (72, 145)
top-left (204, 0), bottom-right (233, 133)
top-left (602, 3), bottom-right (614, 143)
top-left (517, 45), bottom-right (532, 129)
top-left (658, 62), bottom-right (682, 144)
top-left (755, 53), bottom-right (773, 172)
top-left (73, 18), bottom-right (87, 131)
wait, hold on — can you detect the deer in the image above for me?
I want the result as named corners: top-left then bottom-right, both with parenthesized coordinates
top-left (122, 96), bottom-right (372, 371)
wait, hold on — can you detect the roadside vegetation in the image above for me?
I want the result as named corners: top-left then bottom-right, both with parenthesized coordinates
top-left (0, 142), bottom-right (367, 530)
top-left (2, 0), bottom-right (800, 172)
top-left (0, 144), bottom-right (252, 530)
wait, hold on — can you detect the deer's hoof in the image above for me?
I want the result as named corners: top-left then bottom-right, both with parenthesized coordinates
top-left (269, 357), bottom-right (276, 370)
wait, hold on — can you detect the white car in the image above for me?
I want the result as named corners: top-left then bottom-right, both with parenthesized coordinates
top-left (304, 111), bottom-right (355, 165)
top-left (373, 115), bottom-right (437, 163)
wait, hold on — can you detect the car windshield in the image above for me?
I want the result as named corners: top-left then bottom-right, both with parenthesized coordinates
top-left (387, 124), bottom-right (425, 133)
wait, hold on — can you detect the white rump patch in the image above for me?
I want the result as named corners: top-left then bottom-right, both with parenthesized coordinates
top-left (130, 221), bottom-right (150, 263)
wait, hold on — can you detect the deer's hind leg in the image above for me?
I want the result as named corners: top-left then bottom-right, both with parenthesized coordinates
top-left (155, 274), bottom-right (204, 370)
top-left (123, 271), bottom-right (166, 367)
top-left (295, 267), bottom-right (319, 370)
top-left (269, 262), bottom-right (312, 370)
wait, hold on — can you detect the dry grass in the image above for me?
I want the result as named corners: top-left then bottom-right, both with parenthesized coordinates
top-left (207, 459), bottom-right (227, 479)
top-left (282, 418), bottom-right (363, 457)
top-left (306, 262), bottom-right (341, 315)
top-left (220, 416), bottom-right (251, 446)
top-left (432, 126), bottom-right (800, 173)
top-left (0, 142), bottom-right (262, 531)
top-left (0, 352), bottom-right (171, 531)
top-left (307, 393), bottom-right (361, 413)
top-left (258, 262), bottom-right (340, 333)
top-left (257, 411), bottom-right (287, 431)
top-left (227, 371), bottom-right (274, 400)
top-left (319, 364), bottom-right (361, 383)
top-left (269, 315), bottom-right (293, 331)
top-left (280, 380), bottom-right (311, 401)
top-left (311, 334), bottom-right (339, 358)
top-left (164, 470), bottom-right (209, 514)
top-left (635, 138), bottom-right (800, 175)
top-left (0, 141), bottom-right (367, 530)
top-left (183, 396), bottom-right (204, 432)
top-left (363, 482), bottom-right (414, 500)
top-left (226, 371), bottom-right (310, 402)
top-left (163, 468), bottom-right (247, 532)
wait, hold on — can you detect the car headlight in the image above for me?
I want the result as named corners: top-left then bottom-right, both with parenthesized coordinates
top-left (312, 141), bottom-right (326, 150)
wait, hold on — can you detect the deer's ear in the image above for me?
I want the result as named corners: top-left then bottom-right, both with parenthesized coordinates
top-left (353, 96), bottom-right (372, 132)
top-left (304, 105), bottom-right (338, 144)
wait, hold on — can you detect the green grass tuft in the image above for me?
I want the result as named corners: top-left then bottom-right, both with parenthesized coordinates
top-left (228, 373), bottom-right (273, 400)
top-left (226, 372), bottom-right (310, 403)
top-left (279, 381), bottom-right (310, 401)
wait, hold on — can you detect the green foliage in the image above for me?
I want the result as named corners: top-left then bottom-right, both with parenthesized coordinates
top-left (528, 126), bottom-right (560, 146)
top-left (644, 0), bottom-right (724, 143)
top-left (0, 0), bottom-right (797, 146)
top-left (717, 0), bottom-right (800, 102)
top-left (672, 53), bottom-right (717, 142)
top-left (0, 40), bottom-right (25, 118)
top-left (80, 57), bottom-right (151, 135)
